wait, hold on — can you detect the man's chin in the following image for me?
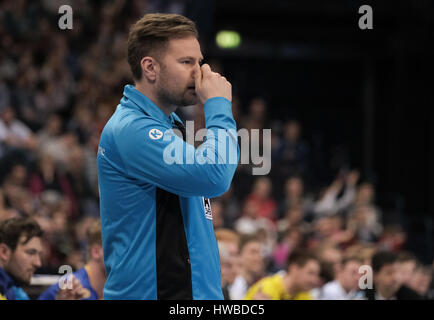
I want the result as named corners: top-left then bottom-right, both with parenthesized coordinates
top-left (179, 96), bottom-right (198, 107)
top-left (23, 276), bottom-right (32, 285)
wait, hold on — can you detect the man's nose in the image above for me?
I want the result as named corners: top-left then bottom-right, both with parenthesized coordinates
top-left (33, 255), bottom-right (42, 268)
top-left (193, 64), bottom-right (201, 76)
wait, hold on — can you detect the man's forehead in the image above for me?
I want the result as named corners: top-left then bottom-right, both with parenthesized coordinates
top-left (381, 263), bottom-right (399, 272)
top-left (18, 235), bottom-right (42, 248)
top-left (303, 259), bottom-right (320, 269)
top-left (166, 36), bottom-right (203, 60)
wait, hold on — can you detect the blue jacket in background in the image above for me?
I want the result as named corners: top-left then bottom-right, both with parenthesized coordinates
top-left (38, 267), bottom-right (99, 300)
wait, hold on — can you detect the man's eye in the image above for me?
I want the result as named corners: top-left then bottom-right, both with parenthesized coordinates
top-left (181, 61), bottom-right (190, 64)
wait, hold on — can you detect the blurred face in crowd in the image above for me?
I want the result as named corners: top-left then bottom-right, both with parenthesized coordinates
top-left (240, 240), bottom-right (264, 277)
top-left (285, 177), bottom-right (303, 199)
top-left (353, 205), bottom-right (376, 226)
top-left (320, 247), bottom-right (343, 276)
top-left (359, 247), bottom-right (376, 266)
top-left (219, 241), bottom-right (239, 285)
top-left (285, 228), bottom-right (303, 248)
top-left (338, 260), bottom-right (363, 293)
top-left (397, 260), bottom-right (416, 287)
top-left (408, 268), bottom-right (432, 296)
top-left (316, 217), bottom-right (340, 238)
top-left (225, 241), bottom-right (241, 284)
top-left (284, 121), bottom-right (300, 142)
top-left (290, 259), bottom-right (320, 292)
top-left (46, 114), bottom-right (62, 136)
top-left (249, 98), bottom-right (266, 119)
top-left (253, 177), bottom-right (272, 199)
top-left (356, 183), bottom-right (374, 205)
top-left (0, 107), bottom-right (16, 125)
top-left (374, 262), bottom-right (401, 299)
top-left (243, 199), bottom-right (259, 218)
top-left (285, 207), bottom-right (303, 225)
top-left (9, 164), bottom-right (27, 186)
top-left (155, 36), bottom-right (203, 107)
top-left (6, 235), bottom-right (43, 284)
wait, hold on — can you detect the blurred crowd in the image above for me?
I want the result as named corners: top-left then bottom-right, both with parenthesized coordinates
top-left (0, 0), bottom-right (433, 300)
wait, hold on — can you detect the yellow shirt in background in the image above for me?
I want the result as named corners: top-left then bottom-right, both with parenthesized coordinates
top-left (244, 273), bottom-right (312, 300)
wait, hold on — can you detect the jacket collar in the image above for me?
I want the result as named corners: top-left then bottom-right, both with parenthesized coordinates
top-left (0, 267), bottom-right (15, 294)
top-left (122, 84), bottom-right (181, 127)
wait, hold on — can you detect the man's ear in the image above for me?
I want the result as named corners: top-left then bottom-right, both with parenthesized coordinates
top-left (0, 243), bottom-right (11, 264)
top-left (288, 264), bottom-right (299, 275)
top-left (140, 56), bottom-right (159, 82)
top-left (91, 244), bottom-right (104, 260)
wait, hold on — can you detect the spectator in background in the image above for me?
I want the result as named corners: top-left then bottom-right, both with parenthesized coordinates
top-left (256, 226), bottom-right (278, 272)
top-left (353, 182), bottom-right (377, 208)
top-left (0, 105), bottom-right (38, 158)
top-left (0, 217), bottom-right (87, 300)
top-left (241, 97), bottom-right (268, 131)
top-left (67, 104), bottom-right (95, 145)
top-left (245, 177), bottom-right (277, 221)
top-left (347, 205), bottom-right (383, 243)
top-left (378, 225), bottom-right (407, 252)
top-left (357, 244), bottom-right (377, 266)
top-left (278, 176), bottom-right (314, 220)
top-left (234, 198), bottom-right (275, 236)
top-left (272, 120), bottom-right (311, 180)
top-left (0, 219), bottom-right (12, 300)
top-left (277, 205), bottom-right (310, 235)
top-left (65, 144), bottom-right (96, 218)
top-left (244, 250), bottom-right (320, 300)
top-left (396, 251), bottom-right (417, 288)
top-left (314, 255), bottom-right (364, 300)
top-left (348, 182), bottom-right (382, 225)
top-left (313, 169), bottom-right (359, 218)
top-left (309, 216), bottom-right (353, 249)
top-left (0, 188), bottom-right (20, 221)
top-left (1, 217), bottom-right (43, 299)
top-left (272, 226), bottom-right (304, 271)
top-left (28, 153), bottom-right (75, 216)
top-left (38, 131), bottom-right (80, 170)
top-left (36, 113), bottom-right (63, 148)
top-left (408, 263), bottom-right (432, 298)
top-left (1, 163), bottom-right (35, 217)
top-left (229, 234), bottom-right (265, 300)
top-left (364, 250), bottom-right (423, 300)
top-left (39, 219), bottom-right (105, 300)
top-left (312, 241), bottom-right (343, 285)
top-left (215, 229), bottom-right (240, 300)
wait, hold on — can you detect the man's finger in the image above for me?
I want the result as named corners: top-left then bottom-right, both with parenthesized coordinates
top-left (194, 65), bottom-right (202, 88)
top-left (201, 63), bottom-right (212, 76)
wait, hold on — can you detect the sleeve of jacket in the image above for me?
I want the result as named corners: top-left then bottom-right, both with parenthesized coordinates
top-left (116, 97), bottom-right (239, 198)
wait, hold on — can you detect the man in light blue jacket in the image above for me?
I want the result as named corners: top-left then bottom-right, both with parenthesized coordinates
top-left (97, 13), bottom-right (239, 300)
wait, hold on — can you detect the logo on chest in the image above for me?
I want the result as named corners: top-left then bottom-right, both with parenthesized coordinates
top-left (203, 198), bottom-right (212, 220)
